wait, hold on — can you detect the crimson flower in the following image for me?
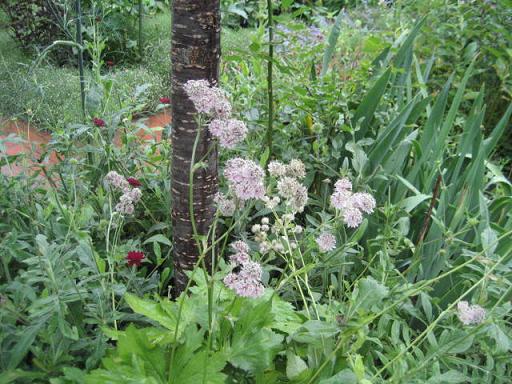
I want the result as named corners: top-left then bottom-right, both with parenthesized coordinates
top-left (93, 117), bottom-right (105, 127)
top-left (159, 97), bottom-right (171, 104)
top-left (127, 251), bottom-right (144, 267)
top-left (106, 60), bottom-right (114, 67)
top-left (126, 177), bottom-right (142, 187)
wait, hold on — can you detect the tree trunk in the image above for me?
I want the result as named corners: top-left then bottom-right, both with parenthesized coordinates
top-left (171, 0), bottom-right (220, 294)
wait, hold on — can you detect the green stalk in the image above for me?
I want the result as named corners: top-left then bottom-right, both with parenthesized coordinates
top-left (266, 0), bottom-right (274, 163)
top-left (75, 0), bottom-right (85, 120)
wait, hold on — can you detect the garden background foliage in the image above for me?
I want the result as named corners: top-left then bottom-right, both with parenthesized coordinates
top-left (0, 0), bottom-right (511, 383)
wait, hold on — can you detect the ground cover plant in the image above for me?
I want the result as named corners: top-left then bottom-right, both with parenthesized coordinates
top-left (0, 0), bottom-right (511, 383)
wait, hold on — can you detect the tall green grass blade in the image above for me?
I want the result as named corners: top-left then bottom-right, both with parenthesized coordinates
top-left (483, 103), bottom-right (512, 157)
top-left (448, 90), bottom-right (485, 187)
top-left (354, 68), bottom-right (391, 140)
top-left (320, 9), bottom-right (345, 78)
top-left (368, 95), bottom-right (420, 172)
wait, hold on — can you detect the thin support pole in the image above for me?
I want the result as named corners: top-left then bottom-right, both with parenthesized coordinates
top-left (75, 0), bottom-right (86, 120)
top-left (266, 0), bottom-right (273, 163)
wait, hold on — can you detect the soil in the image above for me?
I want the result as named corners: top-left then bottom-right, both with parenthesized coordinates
top-left (0, 111), bottom-right (171, 176)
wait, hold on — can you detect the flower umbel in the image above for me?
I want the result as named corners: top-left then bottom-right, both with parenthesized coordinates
top-left (208, 118), bottom-right (248, 149)
top-left (105, 171), bottom-right (130, 193)
top-left (224, 260), bottom-right (264, 298)
top-left (224, 241), bottom-right (264, 298)
top-left (214, 192), bottom-right (236, 217)
top-left (104, 171), bottom-right (143, 216)
top-left (457, 301), bottom-right (486, 325)
top-left (183, 79), bottom-right (232, 118)
top-left (316, 232), bottom-right (337, 252)
top-left (330, 178), bottom-right (375, 228)
top-left (224, 158), bottom-right (265, 201)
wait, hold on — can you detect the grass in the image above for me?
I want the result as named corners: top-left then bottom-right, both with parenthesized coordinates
top-left (0, 9), bottom-right (256, 131)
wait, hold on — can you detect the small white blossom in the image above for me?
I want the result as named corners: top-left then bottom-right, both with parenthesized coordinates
top-left (214, 192), bottom-right (236, 216)
top-left (268, 160), bottom-right (287, 177)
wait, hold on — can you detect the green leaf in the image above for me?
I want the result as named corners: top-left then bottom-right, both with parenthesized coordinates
top-left (286, 351), bottom-right (308, 380)
top-left (125, 293), bottom-right (177, 331)
top-left (291, 320), bottom-right (339, 345)
top-left (352, 277), bottom-right (389, 313)
top-left (270, 294), bottom-right (303, 334)
top-left (319, 369), bottom-right (357, 384)
top-left (481, 227), bottom-right (498, 257)
top-left (400, 193), bottom-right (430, 213)
top-left (86, 326), bottom-right (168, 384)
top-left (321, 9), bottom-right (345, 77)
top-left (143, 234), bottom-right (172, 247)
top-left (169, 350), bottom-right (227, 384)
top-left (487, 323), bottom-right (512, 353)
top-left (353, 68), bottom-right (392, 139)
top-left (260, 146), bottom-right (270, 167)
top-left (426, 370), bottom-right (469, 384)
top-left (227, 299), bottom-right (283, 372)
top-left (8, 324), bottom-right (43, 369)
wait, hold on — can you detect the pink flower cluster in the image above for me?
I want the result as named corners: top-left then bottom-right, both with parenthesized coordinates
top-left (316, 232), bottom-right (336, 252)
top-left (104, 171), bottom-right (142, 215)
top-left (183, 79), bottom-right (232, 118)
top-left (223, 241), bottom-right (264, 298)
top-left (457, 301), bottom-right (486, 325)
top-left (208, 118), bottom-right (248, 149)
top-left (115, 188), bottom-right (142, 215)
top-left (330, 178), bottom-right (376, 228)
top-left (105, 171), bottom-right (130, 193)
top-left (183, 79), bottom-right (247, 149)
top-left (224, 158), bottom-right (265, 201)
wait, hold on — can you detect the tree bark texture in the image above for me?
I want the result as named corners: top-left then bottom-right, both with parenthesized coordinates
top-left (171, 0), bottom-right (220, 294)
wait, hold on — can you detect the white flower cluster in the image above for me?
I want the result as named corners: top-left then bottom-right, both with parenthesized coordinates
top-left (252, 215), bottom-right (301, 255)
top-left (268, 159), bottom-right (308, 213)
top-left (214, 192), bottom-right (236, 217)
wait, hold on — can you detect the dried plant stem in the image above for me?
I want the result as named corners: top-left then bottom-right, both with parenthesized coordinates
top-left (416, 174), bottom-right (442, 246)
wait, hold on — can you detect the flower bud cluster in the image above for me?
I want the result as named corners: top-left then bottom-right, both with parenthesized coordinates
top-left (252, 216), bottom-right (300, 255)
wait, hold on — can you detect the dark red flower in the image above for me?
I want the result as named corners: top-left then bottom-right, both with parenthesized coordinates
top-left (106, 60), bottom-right (114, 67)
top-left (93, 117), bottom-right (105, 127)
top-left (126, 177), bottom-right (142, 187)
top-left (159, 97), bottom-right (171, 104)
top-left (127, 251), bottom-right (144, 267)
